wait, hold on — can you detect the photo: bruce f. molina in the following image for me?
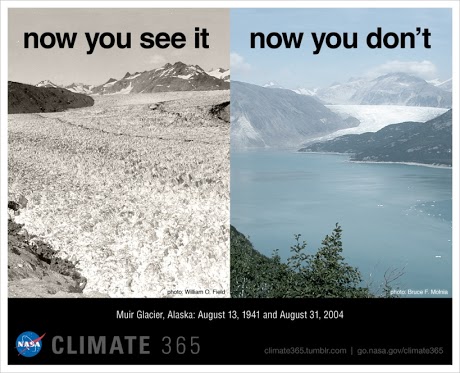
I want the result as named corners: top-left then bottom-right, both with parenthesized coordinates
top-left (7, 8), bottom-right (230, 298)
top-left (230, 8), bottom-right (452, 300)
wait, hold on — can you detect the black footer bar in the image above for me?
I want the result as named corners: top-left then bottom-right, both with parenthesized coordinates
top-left (8, 298), bottom-right (452, 365)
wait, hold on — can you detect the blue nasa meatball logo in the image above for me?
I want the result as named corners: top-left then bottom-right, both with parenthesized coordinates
top-left (16, 331), bottom-right (45, 357)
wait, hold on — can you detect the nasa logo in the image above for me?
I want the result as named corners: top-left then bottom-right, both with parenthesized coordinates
top-left (16, 331), bottom-right (46, 357)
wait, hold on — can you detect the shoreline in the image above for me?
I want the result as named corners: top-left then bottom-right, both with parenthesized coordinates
top-left (349, 160), bottom-right (452, 169)
top-left (297, 151), bottom-right (452, 169)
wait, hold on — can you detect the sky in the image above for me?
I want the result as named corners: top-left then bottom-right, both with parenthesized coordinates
top-left (8, 9), bottom-right (229, 86)
top-left (231, 8), bottom-right (452, 89)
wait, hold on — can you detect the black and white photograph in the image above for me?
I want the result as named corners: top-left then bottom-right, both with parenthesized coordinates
top-left (7, 8), bottom-right (230, 298)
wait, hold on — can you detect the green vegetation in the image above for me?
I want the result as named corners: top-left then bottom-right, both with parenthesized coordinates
top-left (231, 224), bottom-right (400, 298)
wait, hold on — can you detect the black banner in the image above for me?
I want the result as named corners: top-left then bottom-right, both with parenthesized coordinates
top-left (8, 298), bottom-right (452, 365)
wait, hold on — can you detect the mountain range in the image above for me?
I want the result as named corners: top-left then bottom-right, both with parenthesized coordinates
top-left (299, 109), bottom-right (452, 166)
top-left (208, 67), bottom-right (230, 82)
top-left (428, 78), bottom-right (452, 92)
top-left (64, 82), bottom-right (94, 95)
top-left (231, 81), bottom-right (359, 149)
top-left (34, 62), bottom-right (230, 95)
top-left (293, 73), bottom-right (452, 108)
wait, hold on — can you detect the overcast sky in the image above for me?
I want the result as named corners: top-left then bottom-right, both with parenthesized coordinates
top-left (9, 8), bottom-right (229, 86)
top-left (231, 8), bottom-right (452, 89)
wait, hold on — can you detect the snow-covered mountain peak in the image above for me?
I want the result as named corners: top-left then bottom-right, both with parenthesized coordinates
top-left (263, 81), bottom-right (284, 89)
top-left (292, 87), bottom-right (318, 96)
top-left (208, 68), bottom-right (230, 81)
top-left (428, 78), bottom-right (452, 92)
top-left (35, 80), bottom-right (59, 88)
top-left (87, 61), bottom-right (229, 95)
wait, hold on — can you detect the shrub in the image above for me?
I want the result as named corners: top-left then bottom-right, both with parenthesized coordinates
top-left (231, 224), bottom-right (391, 298)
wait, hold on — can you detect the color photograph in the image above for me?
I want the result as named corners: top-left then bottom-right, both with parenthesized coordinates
top-left (230, 8), bottom-right (452, 298)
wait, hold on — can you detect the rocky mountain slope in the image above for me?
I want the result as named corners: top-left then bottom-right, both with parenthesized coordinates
top-left (9, 81), bottom-right (94, 114)
top-left (90, 62), bottom-right (229, 95)
top-left (435, 78), bottom-right (452, 92)
top-left (231, 81), bottom-right (359, 149)
top-left (428, 78), bottom-right (452, 92)
top-left (351, 73), bottom-right (451, 108)
top-left (34, 62), bottom-right (229, 96)
top-left (8, 196), bottom-right (108, 298)
top-left (315, 78), bottom-right (369, 105)
top-left (300, 110), bottom-right (452, 166)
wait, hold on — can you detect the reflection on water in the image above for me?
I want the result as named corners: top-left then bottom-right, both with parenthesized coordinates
top-left (407, 199), bottom-right (452, 222)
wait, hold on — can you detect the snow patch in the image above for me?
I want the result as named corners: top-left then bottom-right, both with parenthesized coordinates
top-left (103, 80), bottom-right (118, 88)
top-left (160, 68), bottom-right (174, 77)
top-left (263, 81), bottom-right (284, 89)
top-left (126, 73), bottom-right (141, 80)
top-left (293, 87), bottom-right (318, 96)
top-left (208, 68), bottom-right (230, 80)
top-left (177, 74), bottom-right (193, 80)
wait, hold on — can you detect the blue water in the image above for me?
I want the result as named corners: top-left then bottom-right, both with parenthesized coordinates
top-left (231, 151), bottom-right (452, 297)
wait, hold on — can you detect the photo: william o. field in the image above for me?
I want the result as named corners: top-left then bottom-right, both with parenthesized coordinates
top-left (7, 9), bottom-right (230, 298)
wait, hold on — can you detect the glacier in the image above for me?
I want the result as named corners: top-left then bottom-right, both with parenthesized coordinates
top-left (306, 105), bottom-right (448, 143)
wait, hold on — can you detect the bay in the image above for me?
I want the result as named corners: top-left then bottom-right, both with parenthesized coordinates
top-left (231, 151), bottom-right (452, 297)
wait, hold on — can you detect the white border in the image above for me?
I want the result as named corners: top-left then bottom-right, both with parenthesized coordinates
top-left (1, 1), bottom-right (458, 372)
